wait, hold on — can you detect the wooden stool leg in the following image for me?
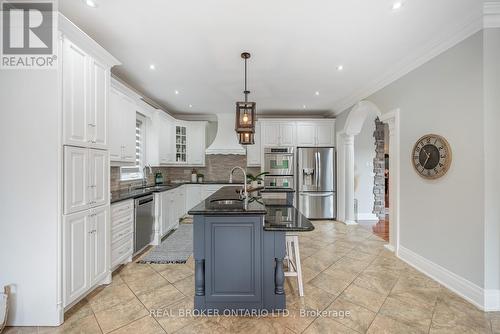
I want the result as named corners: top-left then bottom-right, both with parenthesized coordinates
top-left (293, 236), bottom-right (304, 297)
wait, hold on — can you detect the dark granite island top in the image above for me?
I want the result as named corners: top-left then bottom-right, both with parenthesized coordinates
top-left (188, 186), bottom-right (315, 232)
top-left (189, 186), bottom-right (314, 313)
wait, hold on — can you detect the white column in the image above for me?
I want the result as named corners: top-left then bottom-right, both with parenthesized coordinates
top-left (344, 134), bottom-right (357, 225)
top-left (336, 133), bottom-right (345, 222)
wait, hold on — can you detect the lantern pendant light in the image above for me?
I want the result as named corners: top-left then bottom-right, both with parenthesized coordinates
top-left (236, 52), bottom-right (256, 145)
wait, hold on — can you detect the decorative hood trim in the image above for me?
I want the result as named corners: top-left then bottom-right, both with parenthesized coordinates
top-left (206, 113), bottom-right (246, 155)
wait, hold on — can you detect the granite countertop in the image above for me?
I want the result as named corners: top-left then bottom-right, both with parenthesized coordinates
top-left (188, 186), bottom-right (314, 232)
top-left (110, 181), bottom-right (242, 204)
top-left (188, 186), bottom-right (268, 215)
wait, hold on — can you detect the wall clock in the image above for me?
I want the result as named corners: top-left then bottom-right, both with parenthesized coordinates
top-left (412, 134), bottom-right (452, 179)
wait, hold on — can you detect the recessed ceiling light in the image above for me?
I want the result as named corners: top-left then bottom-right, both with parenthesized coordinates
top-left (392, 1), bottom-right (403, 10)
top-left (84, 0), bottom-right (97, 8)
top-left (189, 104), bottom-right (193, 108)
top-left (174, 90), bottom-right (179, 95)
top-left (149, 64), bottom-right (155, 70)
top-left (337, 65), bottom-right (344, 71)
top-left (315, 91), bottom-right (320, 96)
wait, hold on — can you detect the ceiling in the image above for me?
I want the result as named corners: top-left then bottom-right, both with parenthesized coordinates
top-left (59, 0), bottom-right (481, 117)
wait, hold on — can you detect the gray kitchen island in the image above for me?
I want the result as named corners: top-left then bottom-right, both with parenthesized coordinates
top-left (188, 186), bottom-right (314, 313)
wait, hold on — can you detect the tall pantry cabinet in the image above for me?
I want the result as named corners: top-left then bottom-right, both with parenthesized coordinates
top-left (60, 22), bottom-right (120, 309)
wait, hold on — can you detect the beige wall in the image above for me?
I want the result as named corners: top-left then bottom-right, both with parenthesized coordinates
top-left (367, 31), bottom-right (485, 286)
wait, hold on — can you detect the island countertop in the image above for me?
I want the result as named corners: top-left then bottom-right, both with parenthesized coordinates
top-left (188, 186), bottom-right (314, 232)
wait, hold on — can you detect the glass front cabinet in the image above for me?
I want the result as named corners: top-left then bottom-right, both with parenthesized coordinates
top-left (175, 125), bottom-right (187, 163)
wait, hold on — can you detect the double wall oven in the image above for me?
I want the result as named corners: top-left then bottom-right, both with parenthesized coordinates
top-left (263, 147), bottom-right (294, 190)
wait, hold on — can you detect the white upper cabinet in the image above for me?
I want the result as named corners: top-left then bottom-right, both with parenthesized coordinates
top-left (63, 38), bottom-right (110, 149)
top-left (157, 116), bottom-right (206, 166)
top-left (262, 121), bottom-right (296, 147)
top-left (246, 121), bottom-right (261, 166)
top-left (296, 122), bottom-right (316, 146)
top-left (315, 122), bottom-right (335, 146)
top-left (262, 122), bottom-right (280, 146)
top-left (63, 40), bottom-right (88, 147)
top-left (64, 146), bottom-right (109, 215)
top-left (187, 122), bottom-right (206, 166)
top-left (296, 120), bottom-right (335, 146)
top-left (158, 112), bottom-right (175, 164)
top-left (279, 123), bottom-right (296, 146)
top-left (109, 87), bottom-right (136, 163)
top-left (89, 58), bottom-right (109, 149)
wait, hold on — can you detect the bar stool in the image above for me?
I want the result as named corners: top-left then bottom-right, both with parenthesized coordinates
top-left (284, 233), bottom-right (304, 296)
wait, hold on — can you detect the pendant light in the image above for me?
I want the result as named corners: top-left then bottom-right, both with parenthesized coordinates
top-left (235, 52), bottom-right (256, 145)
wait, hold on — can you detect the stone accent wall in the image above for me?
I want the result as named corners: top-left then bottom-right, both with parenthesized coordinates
top-left (110, 154), bottom-right (261, 192)
top-left (372, 118), bottom-right (386, 220)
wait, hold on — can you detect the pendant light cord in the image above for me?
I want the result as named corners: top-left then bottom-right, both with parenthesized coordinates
top-left (244, 58), bottom-right (248, 103)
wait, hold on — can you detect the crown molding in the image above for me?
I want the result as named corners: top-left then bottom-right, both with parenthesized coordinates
top-left (331, 12), bottom-right (483, 114)
top-left (484, 2), bottom-right (500, 28)
top-left (58, 13), bottom-right (120, 67)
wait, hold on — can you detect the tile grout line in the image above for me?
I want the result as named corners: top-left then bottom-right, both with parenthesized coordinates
top-left (299, 239), bottom-right (381, 333)
top-left (322, 247), bottom-right (384, 333)
top-left (119, 275), bottom-right (170, 334)
top-left (427, 291), bottom-right (440, 334)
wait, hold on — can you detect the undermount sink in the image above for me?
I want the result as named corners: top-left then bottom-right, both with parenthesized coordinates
top-left (209, 198), bottom-right (244, 208)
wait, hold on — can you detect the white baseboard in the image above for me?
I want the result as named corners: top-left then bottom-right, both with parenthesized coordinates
top-left (485, 289), bottom-right (500, 311)
top-left (398, 246), bottom-right (496, 311)
top-left (357, 213), bottom-right (379, 221)
top-left (343, 219), bottom-right (358, 225)
top-left (384, 244), bottom-right (395, 252)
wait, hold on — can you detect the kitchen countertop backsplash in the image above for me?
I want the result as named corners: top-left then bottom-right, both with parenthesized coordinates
top-left (110, 154), bottom-right (261, 192)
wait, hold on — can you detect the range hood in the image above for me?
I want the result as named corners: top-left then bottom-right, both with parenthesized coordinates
top-left (206, 113), bottom-right (246, 155)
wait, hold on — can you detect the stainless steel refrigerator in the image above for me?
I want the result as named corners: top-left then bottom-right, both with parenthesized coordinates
top-left (297, 147), bottom-right (336, 219)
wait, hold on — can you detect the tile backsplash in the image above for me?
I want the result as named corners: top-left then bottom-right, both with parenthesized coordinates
top-left (110, 154), bottom-right (261, 192)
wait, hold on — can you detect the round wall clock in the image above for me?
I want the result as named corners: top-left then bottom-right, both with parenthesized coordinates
top-left (411, 134), bottom-right (452, 179)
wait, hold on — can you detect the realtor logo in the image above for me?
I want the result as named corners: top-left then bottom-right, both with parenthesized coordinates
top-left (1, 1), bottom-right (57, 69)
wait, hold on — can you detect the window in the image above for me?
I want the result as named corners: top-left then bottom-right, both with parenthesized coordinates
top-left (120, 113), bottom-right (146, 181)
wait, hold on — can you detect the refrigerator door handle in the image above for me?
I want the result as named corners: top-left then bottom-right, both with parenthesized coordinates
top-left (317, 151), bottom-right (321, 189)
top-left (299, 192), bottom-right (333, 197)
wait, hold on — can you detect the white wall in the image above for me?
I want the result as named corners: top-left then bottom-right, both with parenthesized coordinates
top-left (354, 113), bottom-right (377, 219)
top-left (0, 70), bottom-right (61, 325)
top-left (483, 27), bottom-right (500, 293)
top-left (367, 32), bottom-right (485, 287)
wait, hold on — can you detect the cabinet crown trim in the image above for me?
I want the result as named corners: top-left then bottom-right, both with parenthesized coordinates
top-left (59, 13), bottom-right (120, 67)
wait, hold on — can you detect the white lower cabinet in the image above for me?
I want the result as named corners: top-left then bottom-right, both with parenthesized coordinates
top-left (186, 184), bottom-right (203, 212)
top-left (64, 205), bottom-right (110, 307)
top-left (110, 200), bottom-right (134, 269)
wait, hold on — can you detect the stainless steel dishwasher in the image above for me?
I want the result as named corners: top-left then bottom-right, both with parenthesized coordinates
top-left (134, 194), bottom-right (155, 255)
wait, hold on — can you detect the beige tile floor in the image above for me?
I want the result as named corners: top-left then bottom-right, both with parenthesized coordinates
top-left (5, 220), bottom-right (499, 334)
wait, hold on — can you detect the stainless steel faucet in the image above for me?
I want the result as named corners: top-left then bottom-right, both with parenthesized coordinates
top-left (142, 164), bottom-right (153, 187)
top-left (229, 166), bottom-right (248, 200)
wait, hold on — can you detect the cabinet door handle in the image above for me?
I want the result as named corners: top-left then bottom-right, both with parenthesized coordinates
top-left (88, 123), bottom-right (96, 127)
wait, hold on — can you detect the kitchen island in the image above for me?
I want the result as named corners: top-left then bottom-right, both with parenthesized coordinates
top-left (188, 186), bottom-right (314, 313)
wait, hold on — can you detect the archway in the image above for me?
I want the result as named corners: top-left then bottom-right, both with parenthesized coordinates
top-left (336, 101), bottom-right (400, 252)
